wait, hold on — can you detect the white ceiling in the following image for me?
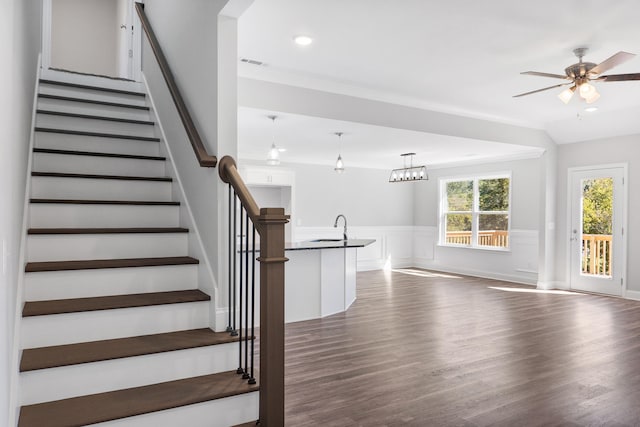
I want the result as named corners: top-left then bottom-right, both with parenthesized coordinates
top-left (237, 0), bottom-right (640, 168)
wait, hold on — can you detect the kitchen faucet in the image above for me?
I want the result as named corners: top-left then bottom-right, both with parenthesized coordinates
top-left (334, 214), bottom-right (348, 240)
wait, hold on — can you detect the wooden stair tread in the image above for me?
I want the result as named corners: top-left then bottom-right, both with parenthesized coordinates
top-left (37, 109), bottom-right (154, 125)
top-left (32, 171), bottom-right (171, 181)
top-left (25, 256), bottom-right (199, 273)
top-left (33, 147), bottom-right (165, 161)
top-left (18, 370), bottom-right (259, 427)
top-left (39, 93), bottom-right (150, 110)
top-left (35, 127), bottom-right (160, 142)
top-left (28, 227), bottom-right (188, 235)
top-left (30, 199), bottom-right (180, 206)
top-left (39, 79), bottom-right (146, 97)
top-left (22, 289), bottom-right (209, 317)
top-left (20, 328), bottom-right (238, 371)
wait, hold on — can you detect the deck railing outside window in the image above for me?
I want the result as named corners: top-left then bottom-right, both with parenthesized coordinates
top-left (445, 230), bottom-right (509, 248)
top-left (582, 234), bottom-right (612, 276)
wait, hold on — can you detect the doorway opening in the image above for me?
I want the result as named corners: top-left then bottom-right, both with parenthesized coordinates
top-left (42, 0), bottom-right (142, 81)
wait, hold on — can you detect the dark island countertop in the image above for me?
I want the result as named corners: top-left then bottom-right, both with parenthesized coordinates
top-left (285, 239), bottom-right (376, 251)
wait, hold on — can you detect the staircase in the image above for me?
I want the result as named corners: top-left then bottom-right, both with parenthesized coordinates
top-left (17, 76), bottom-right (258, 426)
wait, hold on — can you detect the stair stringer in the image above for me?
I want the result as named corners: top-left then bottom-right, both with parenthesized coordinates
top-left (142, 74), bottom-right (220, 332)
top-left (8, 56), bottom-right (42, 427)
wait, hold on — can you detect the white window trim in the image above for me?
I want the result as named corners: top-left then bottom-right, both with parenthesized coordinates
top-left (438, 172), bottom-right (512, 251)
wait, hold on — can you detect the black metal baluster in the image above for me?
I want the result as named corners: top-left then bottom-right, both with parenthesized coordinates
top-left (243, 214), bottom-right (250, 379)
top-left (237, 206), bottom-right (245, 375)
top-left (230, 192), bottom-right (238, 336)
top-left (248, 223), bottom-right (257, 385)
top-left (227, 185), bottom-right (233, 333)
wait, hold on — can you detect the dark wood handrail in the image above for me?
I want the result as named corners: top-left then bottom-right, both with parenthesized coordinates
top-left (218, 156), bottom-right (260, 226)
top-left (135, 3), bottom-right (217, 168)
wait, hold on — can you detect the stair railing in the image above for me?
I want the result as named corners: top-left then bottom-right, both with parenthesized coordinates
top-left (136, 4), bottom-right (287, 425)
top-left (219, 156), bottom-right (288, 427)
top-left (135, 3), bottom-right (217, 168)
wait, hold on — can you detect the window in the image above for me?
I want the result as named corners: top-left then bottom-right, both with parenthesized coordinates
top-left (440, 174), bottom-right (510, 249)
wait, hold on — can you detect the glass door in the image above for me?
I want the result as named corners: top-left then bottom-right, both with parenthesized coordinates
top-left (569, 167), bottom-right (625, 296)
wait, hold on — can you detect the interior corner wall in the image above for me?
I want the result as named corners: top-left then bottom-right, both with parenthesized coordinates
top-left (141, 0), bottom-right (233, 327)
top-left (51, 0), bottom-right (119, 76)
top-left (555, 135), bottom-right (640, 292)
top-left (0, 0), bottom-right (42, 424)
top-left (412, 157), bottom-right (543, 284)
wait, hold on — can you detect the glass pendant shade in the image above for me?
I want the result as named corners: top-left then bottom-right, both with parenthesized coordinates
top-left (266, 115), bottom-right (280, 166)
top-left (558, 86), bottom-right (575, 104)
top-left (334, 154), bottom-right (344, 173)
top-left (267, 143), bottom-right (280, 165)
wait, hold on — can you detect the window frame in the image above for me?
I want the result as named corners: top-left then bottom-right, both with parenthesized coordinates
top-left (438, 172), bottom-right (512, 251)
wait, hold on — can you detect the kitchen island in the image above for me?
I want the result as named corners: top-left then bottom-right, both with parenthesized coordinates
top-left (252, 239), bottom-right (375, 323)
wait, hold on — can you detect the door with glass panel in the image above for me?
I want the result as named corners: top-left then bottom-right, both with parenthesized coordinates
top-left (569, 167), bottom-right (625, 296)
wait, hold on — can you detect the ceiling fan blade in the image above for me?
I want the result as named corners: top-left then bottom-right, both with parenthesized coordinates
top-left (521, 71), bottom-right (570, 80)
top-left (590, 51), bottom-right (636, 76)
top-left (513, 82), bottom-right (573, 98)
top-left (601, 73), bottom-right (640, 82)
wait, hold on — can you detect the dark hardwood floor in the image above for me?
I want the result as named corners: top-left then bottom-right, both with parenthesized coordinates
top-left (283, 269), bottom-right (640, 426)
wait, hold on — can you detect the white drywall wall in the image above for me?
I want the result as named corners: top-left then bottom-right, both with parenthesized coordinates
top-left (240, 161), bottom-right (414, 227)
top-left (0, 0), bottom-right (42, 424)
top-left (142, 0), bottom-right (237, 329)
top-left (51, 0), bottom-right (119, 76)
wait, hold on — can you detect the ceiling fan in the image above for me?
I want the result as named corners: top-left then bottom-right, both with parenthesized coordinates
top-left (514, 48), bottom-right (640, 104)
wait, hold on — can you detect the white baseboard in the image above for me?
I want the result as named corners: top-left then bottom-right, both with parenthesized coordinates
top-left (413, 259), bottom-right (537, 286)
top-left (625, 290), bottom-right (640, 301)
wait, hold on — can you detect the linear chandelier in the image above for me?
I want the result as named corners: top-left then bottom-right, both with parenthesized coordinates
top-left (389, 153), bottom-right (427, 183)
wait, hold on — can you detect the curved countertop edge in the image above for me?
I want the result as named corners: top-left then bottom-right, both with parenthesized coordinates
top-left (285, 239), bottom-right (376, 251)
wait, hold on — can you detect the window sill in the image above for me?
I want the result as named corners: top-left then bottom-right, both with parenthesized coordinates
top-left (437, 243), bottom-right (511, 253)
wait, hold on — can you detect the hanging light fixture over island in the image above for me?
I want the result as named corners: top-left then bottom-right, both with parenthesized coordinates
top-left (389, 153), bottom-right (427, 182)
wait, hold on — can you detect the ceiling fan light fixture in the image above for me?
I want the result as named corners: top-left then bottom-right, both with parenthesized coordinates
top-left (558, 86), bottom-right (576, 104)
top-left (579, 82), bottom-right (596, 99)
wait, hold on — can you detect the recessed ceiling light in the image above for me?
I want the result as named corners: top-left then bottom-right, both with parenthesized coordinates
top-left (293, 35), bottom-right (313, 46)
top-left (584, 106), bottom-right (598, 112)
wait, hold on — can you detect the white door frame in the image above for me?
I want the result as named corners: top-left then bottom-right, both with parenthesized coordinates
top-left (40, 0), bottom-right (143, 81)
top-left (566, 163), bottom-right (628, 297)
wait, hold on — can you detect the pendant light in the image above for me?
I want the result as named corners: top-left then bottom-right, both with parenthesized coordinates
top-left (389, 153), bottom-right (428, 183)
top-left (334, 132), bottom-right (345, 173)
top-left (266, 115), bottom-right (280, 166)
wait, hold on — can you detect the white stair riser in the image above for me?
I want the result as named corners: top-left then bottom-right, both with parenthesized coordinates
top-left (37, 97), bottom-right (152, 121)
top-left (20, 343), bottom-right (240, 405)
top-left (27, 233), bottom-right (188, 262)
top-left (35, 132), bottom-right (160, 157)
top-left (36, 113), bottom-right (157, 137)
top-left (40, 73), bottom-right (144, 92)
top-left (33, 152), bottom-right (166, 176)
top-left (93, 392), bottom-right (259, 427)
top-left (31, 177), bottom-right (172, 201)
top-left (39, 86), bottom-right (148, 107)
top-left (25, 264), bottom-right (198, 301)
top-left (30, 204), bottom-right (179, 228)
top-left (21, 301), bottom-right (210, 348)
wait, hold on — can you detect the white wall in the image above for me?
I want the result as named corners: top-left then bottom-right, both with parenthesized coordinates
top-left (51, 0), bottom-right (119, 76)
top-left (556, 135), bottom-right (640, 294)
top-left (142, 1), bottom-right (237, 330)
top-left (254, 161), bottom-right (414, 227)
top-left (0, 0), bottom-right (42, 424)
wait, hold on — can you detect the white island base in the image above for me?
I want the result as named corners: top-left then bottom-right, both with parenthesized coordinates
top-left (250, 240), bottom-right (373, 324)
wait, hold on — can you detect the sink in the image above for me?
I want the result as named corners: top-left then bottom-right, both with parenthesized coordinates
top-left (310, 238), bottom-right (345, 242)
